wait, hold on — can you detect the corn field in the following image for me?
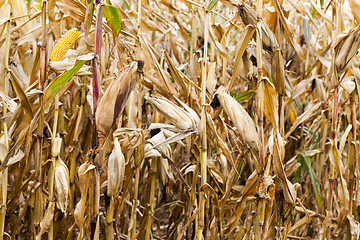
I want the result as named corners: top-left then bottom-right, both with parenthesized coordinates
top-left (0, 0), bottom-right (360, 239)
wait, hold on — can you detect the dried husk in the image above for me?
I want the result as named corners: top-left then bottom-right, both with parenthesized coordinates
top-left (334, 25), bottom-right (360, 74)
top-left (145, 95), bottom-right (199, 131)
top-left (107, 137), bottom-right (125, 197)
top-left (96, 61), bottom-right (143, 145)
top-left (215, 87), bottom-right (260, 154)
top-left (238, 2), bottom-right (279, 53)
top-left (51, 137), bottom-right (62, 157)
top-left (144, 129), bottom-right (174, 182)
top-left (54, 158), bottom-right (70, 213)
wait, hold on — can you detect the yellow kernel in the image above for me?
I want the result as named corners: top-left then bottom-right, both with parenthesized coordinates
top-left (290, 108), bottom-right (296, 124)
top-left (50, 28), bottom-right (80, 61)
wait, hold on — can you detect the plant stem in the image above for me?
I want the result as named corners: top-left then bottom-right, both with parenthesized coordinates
top-left (197, 1), bottom-right (209, 238)
top-left (145, 157), bottom-right (157, 240)
top-left (48, 95), bottom-right (59, 240)
top-left (145, 111), bottom-right (159, 239)
top-left (0, 9), bottom-right (11, 239)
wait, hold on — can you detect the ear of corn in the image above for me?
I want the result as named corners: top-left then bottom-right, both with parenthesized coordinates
top-left (50, 28), bottom-right (80, 61)
top-left (95, 61), bottom-right (142, 146)
top-left (215, 86), bottom-right (260, 155)
top-left (107, 137), bottom-right (125, 197)
top-left (54, 158), bottom-right (70, 213)
top-left (145, 96), bottom-right (200, 131)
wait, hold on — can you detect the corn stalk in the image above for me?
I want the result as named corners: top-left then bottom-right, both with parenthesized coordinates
top-left (197, 1), bottom-right (210, 239)
top-left (0, 4), bottom-right (12, 239)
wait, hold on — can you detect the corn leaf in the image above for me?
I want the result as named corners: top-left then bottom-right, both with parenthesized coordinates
top-left (44, 60), bottom-right (86, 104)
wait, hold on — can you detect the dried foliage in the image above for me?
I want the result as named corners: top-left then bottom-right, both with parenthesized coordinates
top-left (0, 0), bottom-right (360, 239)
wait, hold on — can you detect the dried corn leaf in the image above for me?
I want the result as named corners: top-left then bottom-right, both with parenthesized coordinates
top-left (285, 102), bottom-right (322, 139)
top-left (36, 201), bottom-right (55, 239)
top-left (349, 0), bottom-right (360, 24)
top-left (273, 130), bottom-right (296, 203)
top-left (259, 77), bottom-right (278, 128)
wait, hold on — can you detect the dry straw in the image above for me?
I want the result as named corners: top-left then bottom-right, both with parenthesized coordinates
top-left (1, 0), bottom-right (360, 239)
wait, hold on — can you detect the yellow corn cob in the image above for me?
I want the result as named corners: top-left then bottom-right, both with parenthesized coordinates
top-left (50, 28), bottom-right (80, 61)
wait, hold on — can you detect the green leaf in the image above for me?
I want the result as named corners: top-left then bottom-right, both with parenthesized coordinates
top-left (231, 90), bottom-right (255, 101)
top-left (124, 0), bottom-right (130, 10)
top-left (44, 60), bottom-right (86, 104)
top-left (206, 0), bottom-right (219, 11)
top-left (103, 5), bottom-right (121, 37)
top-left (298, 153), bottom-right (322, 208)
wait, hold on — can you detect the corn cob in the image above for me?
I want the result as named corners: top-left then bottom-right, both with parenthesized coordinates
top-left (95, 61), bottom-right (143, 146)
top-left (107, 137), bottom-right (125, 197)
top-left (50, 28), bottom-right (80, 61)
top-left (214, 86), bottom-right (260, 155)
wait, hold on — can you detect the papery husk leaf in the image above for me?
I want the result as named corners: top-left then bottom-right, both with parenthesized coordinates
top-left (96, 61), bottom-right (142, 145)
top-left (216, 86), bottom-right (260, 154)
top-left (107, 137), bottom-right (125, 197)
top-left (273, 130), bottom-right (296, 203)
top-left (36, 201), bottom-right (55, 240)
top-left (51, 137), bottom-right (62, 158)
top-left (54, 158), bottom-right (70, 213)
top-left (145, 95), bottom-right (199, 131)
top-left (238, 2), bottom-right (279, 53)
top-left (334, 25), bottom-right (360, 73)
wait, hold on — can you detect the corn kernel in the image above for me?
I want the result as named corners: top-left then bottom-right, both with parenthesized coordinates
top-left (290, 108), bottom-right (296, 124)
top-left (50, 28), bottom-right (80, 61)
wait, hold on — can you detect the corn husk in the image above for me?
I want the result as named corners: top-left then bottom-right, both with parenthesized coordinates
top-left (54, 158), bottom-right (70, 213)
top-left (215, 86), bottom-right (260, 154)
top-left (145, 95), bottom-right (200, 131)
top-left (96, 61), bottom-right (143, 145)
top-left (334, 25), bottom-right (360, 74)
top-left (238, 2), bottom-right (279, 53)
top-left (51, 137), bottom-right (62, 158)
top-left (107, 137), bottom-right (125, 197)
top-left (144, 129), bottom-right (174, 183)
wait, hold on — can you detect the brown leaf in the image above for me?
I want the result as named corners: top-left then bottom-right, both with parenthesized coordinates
top-left (36, 201), bottom-right (55, 239)
top-left (259, 77), bottom-right (278, 129)
top-left (284, 102), bottom-right (322, 139)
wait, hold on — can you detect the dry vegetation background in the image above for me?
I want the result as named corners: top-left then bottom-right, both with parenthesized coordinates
top-left (0, 0), bottom-right (360, 239)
